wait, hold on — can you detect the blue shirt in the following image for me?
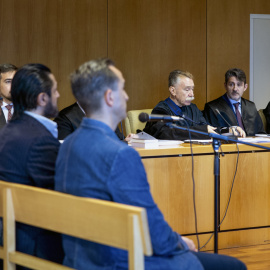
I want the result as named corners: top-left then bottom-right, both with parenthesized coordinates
top-left (55, 118), bottom-right (202, 270)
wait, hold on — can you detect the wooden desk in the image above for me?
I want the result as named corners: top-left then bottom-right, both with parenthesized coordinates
top-left (136, 143), bottom-right (270, 250)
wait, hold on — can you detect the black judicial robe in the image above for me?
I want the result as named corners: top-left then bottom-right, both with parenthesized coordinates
top-left (203, 94), bottom-right (265, 136)
top-left (54, 102), bottom-right (124, 140)
top-left (143, 99), bottom-right (210, 140)
top-left (263, 102), bottom-right (270, 134)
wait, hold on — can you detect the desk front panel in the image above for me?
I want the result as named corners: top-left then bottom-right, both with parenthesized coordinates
top-left (220, 150), bottom-right (270, 230)
top-left (142, 154), bottom-right (214, 235)
top-left (139, 143), bottom-right (270, 249)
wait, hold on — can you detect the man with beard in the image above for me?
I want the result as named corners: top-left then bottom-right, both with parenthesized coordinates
top-left (0, 63), bottom-right (18, 129)
top-left (204, 68), bottom-right (264, 136)
top-left (0, 63), bottom-right (64, 269)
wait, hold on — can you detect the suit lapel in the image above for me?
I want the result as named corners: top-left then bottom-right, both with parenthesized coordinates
top-left (0, 109), bottom-right (7, 129)
top-left (218, 97), bottom-right (238, 126)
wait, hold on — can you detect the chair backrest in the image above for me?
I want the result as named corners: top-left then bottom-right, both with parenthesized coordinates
top-left (125, 109), bottom-right (152, 134)
top-left (0, 181), bottom-right (152, 270)
top-left (258, 109), bottom-right (267, 131)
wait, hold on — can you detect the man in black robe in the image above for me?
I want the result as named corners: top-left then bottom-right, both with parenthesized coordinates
top-left (144, 70), bottom-right (220, 140)
top-left (54, 102), bottom-right (125, 140)
top-left (203, 68), bottom-right (264, 136)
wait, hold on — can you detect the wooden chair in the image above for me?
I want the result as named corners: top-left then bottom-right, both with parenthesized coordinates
top-left (0, 181), bottom-right (152, 270)
top-left (125, 109), bottom-right (152, 134)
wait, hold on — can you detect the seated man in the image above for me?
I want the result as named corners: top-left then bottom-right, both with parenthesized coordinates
top-left (0, 64), bottom-right (64, 269)
top-left (143, 70), bottom-right (219, 140)
top-left (55, 58), bottom-right (246, 270)
top-left (54, 101), bottom-right (125, 140)
top-left (0, 63), bottom-right (18, 129)
top-left (204, 68), bottom-right (264, 136)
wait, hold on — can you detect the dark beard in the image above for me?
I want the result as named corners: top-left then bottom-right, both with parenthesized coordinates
top-left (43, 100), bottom-right (58, 118)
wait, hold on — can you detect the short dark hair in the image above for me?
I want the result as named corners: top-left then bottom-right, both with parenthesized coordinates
top-left (0, 63), bottom-right (18, 80)
top-left (70, 58), bottom-right (119, 114)
top-left (11, 63), bottom-right (53, 120)
top-left (168, 70), bottom-right (194, 87)
top-left (225, 68), bottom-right (246, 84)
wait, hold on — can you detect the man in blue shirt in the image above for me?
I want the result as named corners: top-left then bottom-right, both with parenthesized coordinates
top-left (55, 58), bottom-right (246, 270)
top-left (0, 64), bottom-right (64, 269)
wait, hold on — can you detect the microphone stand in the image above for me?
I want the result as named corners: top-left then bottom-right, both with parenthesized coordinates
top-left (166, 123), bottom-right (270, 253)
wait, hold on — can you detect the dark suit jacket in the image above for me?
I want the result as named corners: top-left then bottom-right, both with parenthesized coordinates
top-left (204, 94), bottom-right (265, 136)
top-left (0, 108), bottom-right (6, 130)
top-left (0, 114), bottom-right (64, 268)
top-left (263, 102), bottom-right (270, 134)
top-left (54, 102), bottom-right (124, 140)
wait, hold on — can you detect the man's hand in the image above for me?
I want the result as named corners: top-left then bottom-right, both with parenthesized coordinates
top-left (124, 133), bottom-right (136, 142)
top-left (207, 125), bottom-right (218, 134)
top-left (230, 126), bottom-right (246, 138)
top-left (182, 236), bottom-right (198, 252)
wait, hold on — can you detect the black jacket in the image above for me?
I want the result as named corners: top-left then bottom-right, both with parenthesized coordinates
top-left (263, 102), bottom-right (270, 134)
top-left (204, 94), bottom-right (265, 136)
top-left (54, 102), bottom-right (124, 140)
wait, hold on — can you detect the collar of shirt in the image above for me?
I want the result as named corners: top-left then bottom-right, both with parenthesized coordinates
top-left (227, 95), bottom-right (242, 114)
top-left (1, 101), bottom-right (13, 108)
top-left (24, 111), bottom-right (58, 139)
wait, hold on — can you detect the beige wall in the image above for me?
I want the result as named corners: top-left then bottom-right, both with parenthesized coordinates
top-left (1, 0), bottom-right (270, 111)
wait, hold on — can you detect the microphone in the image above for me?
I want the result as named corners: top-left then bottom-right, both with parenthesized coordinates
top-left (215, 109), bottom-right (240, 137)
top-left (139, 112), bottom-right (184, 123)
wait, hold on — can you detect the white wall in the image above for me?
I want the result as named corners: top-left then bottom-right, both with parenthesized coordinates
top-left (250, 14), bottom-right (270, 109)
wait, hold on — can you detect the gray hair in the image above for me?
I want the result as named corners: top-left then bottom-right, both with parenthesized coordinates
top-left (168, 70), bottom-right (194, 87)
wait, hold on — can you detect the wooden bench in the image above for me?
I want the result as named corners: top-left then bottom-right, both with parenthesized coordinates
top-left (0, 180), bottom-right (152, 270)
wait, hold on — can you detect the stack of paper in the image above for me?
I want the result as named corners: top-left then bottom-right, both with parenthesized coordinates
top-left (130, 139), bottom-right (159, 149)
top-left (129, 132), bottom-right (183, 149)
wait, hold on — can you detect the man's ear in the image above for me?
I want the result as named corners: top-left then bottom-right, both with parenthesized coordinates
top-left (244, 83), bottom-right (248, 92)
top-left (36, 92), bottom-right (49, 107)
top-left (169, 86), bottom-right (175, 96)
top-left (104, 89), bottom-right (114, 107)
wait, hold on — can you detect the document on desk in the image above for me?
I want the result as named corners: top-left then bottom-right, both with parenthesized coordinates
top-left (238, 137), bottom-right (270, 143)
top-left (255, 134), bottom-right (270, 137)
top-left (184, 139), bottom-right (213, 145)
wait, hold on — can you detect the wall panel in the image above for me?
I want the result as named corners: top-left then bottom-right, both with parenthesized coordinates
top-left (207, 0), bottom-right (270, 104)
top-left (0, 0), bottom-right (107, 110)
top-left (108, 0), bottom-right (207, 111)
top-left (2, 0), bottom-right (270, 116)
